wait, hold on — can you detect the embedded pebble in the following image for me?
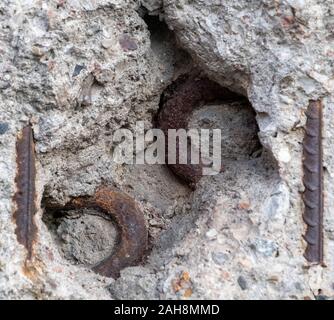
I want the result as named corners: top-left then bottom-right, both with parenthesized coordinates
top-left (119, 34), bottom-right (138, 51)
top-left (237, 276), bottom-right (248, 290)
top-left (251, 238), bottom-right (279, 257)
top-left (72, 65), bottom-right (85, 77)
top-left (205, 228), bottom-right (218, 240)
top-left (211, 252), bottom-right (229, 265)
top-left (0, 122), bottom-right (9, 135)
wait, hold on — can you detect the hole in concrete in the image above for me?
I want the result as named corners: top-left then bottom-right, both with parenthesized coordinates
top-left (156, 71), bottom-right (267, 181)
top-left (142, 12), bottom-right (168, 39)
top-left (188, 101), bottom-right (262, 161)
top-left (151, 72), bottom-right (279, 257)
top-left (37, 14), bottom-right (280, 291)
top-left (142, 11), bottom-right (193, 84)
top-left (42, 203), bottom-right (118, 267)
top-left (142, 11), bottom-right (175, 53)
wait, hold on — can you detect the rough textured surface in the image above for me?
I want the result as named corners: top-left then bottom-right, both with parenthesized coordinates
top-left (45, 209), bottom-right (118, 266)
top-left (188, 102), bottom-right (261, 160)
top-left (1, 0), bottom-right (334, 299)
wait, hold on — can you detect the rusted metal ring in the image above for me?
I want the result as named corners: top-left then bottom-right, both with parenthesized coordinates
top-left (61, 187), bottom-right (148, 278)
top-left (157, 72), bottom-right (244, 187)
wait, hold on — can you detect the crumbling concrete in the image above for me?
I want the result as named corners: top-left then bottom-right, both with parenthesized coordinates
top-left (1, 0), bottom-right (334, 300)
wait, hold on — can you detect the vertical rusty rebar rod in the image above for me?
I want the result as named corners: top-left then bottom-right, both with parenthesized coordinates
top-left (13, 125), bottom-right (37, 261)
top-left (303, 100), bottom-right (324, 264)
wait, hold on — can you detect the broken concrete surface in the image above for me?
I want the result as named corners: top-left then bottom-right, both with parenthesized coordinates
top-left (0, 0), bottom-right (334, 299)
